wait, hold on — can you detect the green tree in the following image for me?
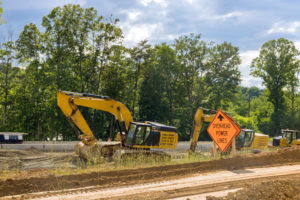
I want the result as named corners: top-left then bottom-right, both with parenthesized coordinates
top-left (174, 34), bottom-right (208, 109)
top-left (129, 40), bottom-right (150, 118)
top-left (15, 23), bottom-right (48, 139)
top-left (139, 47), bottom-right (167, 122)
top-left (251, 38), bottom-right (300, 135)
top-left (0, 0), bottom-right (4, 24)
top-left (173, 34), bottom-right (209, 138)
top-left (204, 42), bottom-right (241, 109)
top-left (0, 41), bottom-right (19, 129)
top-left (242, 86), bottom-right (262, 117)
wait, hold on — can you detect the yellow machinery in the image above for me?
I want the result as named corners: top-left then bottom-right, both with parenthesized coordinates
top-left (189, 108), bottom-right (215, 152)
top-left (235, 129), bottom-right (269, 150)
top-left (273, 129), bottom-right (300, 147)
top-left (57, 91), bottom-right (178, 161)
top-left (189, 108), bottom-right (269, 152)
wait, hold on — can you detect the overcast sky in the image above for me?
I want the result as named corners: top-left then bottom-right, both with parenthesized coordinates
top-left (2, 0), bottom-right (300, 87)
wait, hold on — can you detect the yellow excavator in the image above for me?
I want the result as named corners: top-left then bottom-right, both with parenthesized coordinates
top-left (189, 108), bottom-right (269, 152)
top-left (57, 91), bottom-right (178, 161)
top-left (189, 108), bottom-right (215, 152)
top-left (273, 129), bottom-right (300, 147)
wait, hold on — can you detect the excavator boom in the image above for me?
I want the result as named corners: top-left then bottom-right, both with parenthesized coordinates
top-left (189, 108), bottom-right (215, 152)
top-left (57, 91), bottom-right (133, 145)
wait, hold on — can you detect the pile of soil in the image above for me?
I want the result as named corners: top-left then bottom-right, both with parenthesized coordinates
top-left (207, 179), bottom-right (300, 200)
top-left (0, 147), bottom-right (300, 197)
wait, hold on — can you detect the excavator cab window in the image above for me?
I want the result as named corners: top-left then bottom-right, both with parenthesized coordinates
top-left (236, 129), bottom-right (254, 148)
top-left (236, 131), bottom-right (245, 148)
top-left (125, 123), bottom-right (161, 147)
top-left (284, 131), bottom-right (293, 144)
top-left (244, 131), bottom-right (254, 147)
top-left (135, 126), bottom-right (146, 145)
top-left (125, 124), bottom-right (137, 146)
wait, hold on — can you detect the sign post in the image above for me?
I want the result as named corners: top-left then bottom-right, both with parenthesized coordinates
top-left (207, 110), bottom-right (241, 153)
top-left (212, 141), bottom-right (217, 159)
top-left (231, 136), bottom-right (237, 156)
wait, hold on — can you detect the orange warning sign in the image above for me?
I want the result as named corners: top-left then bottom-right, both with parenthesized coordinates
top-left (207, 110), bottom-right (241, 152)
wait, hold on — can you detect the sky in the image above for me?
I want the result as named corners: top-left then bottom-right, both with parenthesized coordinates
top-left (2, 0), bottom-right (300, 87)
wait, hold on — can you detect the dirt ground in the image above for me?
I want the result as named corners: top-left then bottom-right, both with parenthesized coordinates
top-left (0, 147), bottom-right (300, 198)
top-left (207, 175), bottom-right (300, 200)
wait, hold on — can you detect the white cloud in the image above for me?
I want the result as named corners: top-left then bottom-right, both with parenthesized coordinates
top-left (185, 0), bottom-right (194, 3)
top-left (239, 50), bottom-right (263, 88)
top-left (267, 21), bottom-right (300, 35)
top-left (294, 40), bottom-right (300, 50)
top-left (128, 11), bottom-right (142, 21)
top-left (213, 11), bottom-right (244, 21)
top-left (5, 0), bottom-right (87, 10)
top-left (123, 23), bottom-right (160, 45)
top-left (139, 0), bottom-right (168, 7)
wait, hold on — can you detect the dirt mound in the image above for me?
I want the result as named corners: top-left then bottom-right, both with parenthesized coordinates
top-left (0, 147), bottom-right (300, 197)
top-left (207, 179), bottom-right (300, 200)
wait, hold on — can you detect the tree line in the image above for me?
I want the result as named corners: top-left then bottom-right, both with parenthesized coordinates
top-left (0, 4), bottom-right (299, 140)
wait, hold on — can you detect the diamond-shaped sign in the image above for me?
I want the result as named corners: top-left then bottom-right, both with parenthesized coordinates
top-left (207, 110), bottom-right (241, 152)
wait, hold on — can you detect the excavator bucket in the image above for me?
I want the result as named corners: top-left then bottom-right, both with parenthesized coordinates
top-left (75, 141), bottom-right (122, 162)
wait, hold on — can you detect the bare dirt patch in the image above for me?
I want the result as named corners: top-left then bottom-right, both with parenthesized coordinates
top-left (0, 147), bottom-right (299, 197)
top-left (207, 175), bottom-right (300, 200)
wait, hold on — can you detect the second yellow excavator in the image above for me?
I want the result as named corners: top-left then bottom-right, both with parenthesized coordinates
top-left (189, 107), bottom-right (269, 152)
top-left (272, 129), bottom-right (300, 147)
top-left (57, 91), bottom-right (178, 161)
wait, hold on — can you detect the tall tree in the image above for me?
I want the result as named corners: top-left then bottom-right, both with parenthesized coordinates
top-left (174, 34), bottom-right (208, 109)
top-left (129, 40), bottom-right (150, 118)
top-left (15, 23), bottom-right (48, 139)
top-left (139, 47), bottom-right (167, 122)
top-left (205, 42), bottom-right (241, 109)
top-left (0, 41), bottom-right (19, 129)
top-left (173, 34), bottom-right (209, 137)
top-left (251, 38), bottom-right (300, 135)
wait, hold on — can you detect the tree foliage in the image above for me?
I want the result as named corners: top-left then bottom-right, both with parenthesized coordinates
top-left (251, 38), bottom-right (300, 135)
top-left (1, 4), bottom-right (300, 141)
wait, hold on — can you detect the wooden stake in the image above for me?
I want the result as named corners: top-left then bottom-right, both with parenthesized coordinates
top-left (212, 141), bottom-right (217, 159)
top-left (231, 137), bottom-right (237, 156)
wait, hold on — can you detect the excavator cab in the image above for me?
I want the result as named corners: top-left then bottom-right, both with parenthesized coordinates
top-left (236, 129), bottom-right (255, 148)
top-left (273, 129), bottom-right (300, 147)
top-left (236, 129), bottom-right (269, 150)
top-left (125, 122), bottom-right (178, 149)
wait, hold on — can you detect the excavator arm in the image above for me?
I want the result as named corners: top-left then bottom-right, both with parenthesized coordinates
top-left (189, 108), bottom-right (215, 152)
top-left (57, 91), bottom-right (133, 145)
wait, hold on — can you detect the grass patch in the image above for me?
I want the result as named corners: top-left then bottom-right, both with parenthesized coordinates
top-left (0, 147), bottom-right (279, 179)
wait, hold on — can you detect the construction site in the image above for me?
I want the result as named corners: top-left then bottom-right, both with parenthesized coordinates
top-left (0, 143), bottom-right (300, 199)
top-left (0, 92), bottom-right (299, 199)
top-left (2, 0), bottom-right (300, 199)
